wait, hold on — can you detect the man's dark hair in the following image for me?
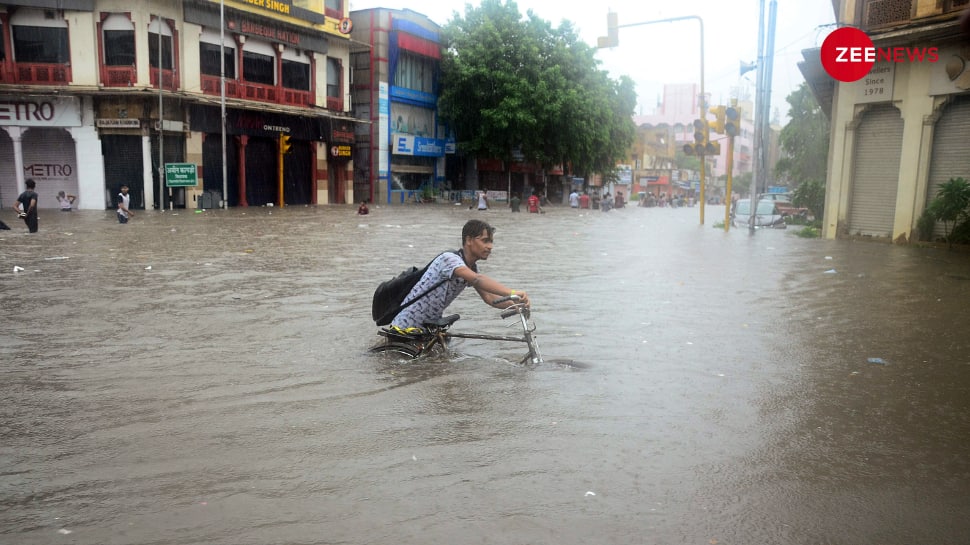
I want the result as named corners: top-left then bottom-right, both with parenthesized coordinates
top-left (462, 219), bottom-right (495, 244)
top-left (25, 179), bottom-right (35, 189)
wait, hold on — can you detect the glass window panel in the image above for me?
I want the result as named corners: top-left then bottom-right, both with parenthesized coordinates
top-left (281, 59), bottom-right (309, 90)
top-left (104, 30), bottom-right (135, 66)
top-left (200, 42), bottom-right (235, 78)
top-left (13, 25), bottom-right (70, 63)
top-left (327, 58), bottom-right (340, 98)
top-left (394, 52), bottom-right (434, 94)
top-left (148, 33), bottom-right (173, 69)
top-left (243, 50), bottom-right (274, 85)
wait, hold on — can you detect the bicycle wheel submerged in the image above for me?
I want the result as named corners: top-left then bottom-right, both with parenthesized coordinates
top-left (368, 340), bottom-right (422, 359)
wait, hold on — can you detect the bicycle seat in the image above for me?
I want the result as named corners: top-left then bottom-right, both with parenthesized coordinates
top-left (425, 314), bottom-right (460, 328)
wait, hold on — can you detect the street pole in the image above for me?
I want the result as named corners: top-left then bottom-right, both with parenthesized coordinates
top-left (601, 14), bottom-right (706, 224)
top-left (157, 13), bottom-right (164, 212)
top-left (749, 0), bottom-right (766, 231)
top-left (220, 0), bottom-right (228, 209)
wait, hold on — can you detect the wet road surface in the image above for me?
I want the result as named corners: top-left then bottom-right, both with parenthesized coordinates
top-left (2, 203), bottom-right (969, 544)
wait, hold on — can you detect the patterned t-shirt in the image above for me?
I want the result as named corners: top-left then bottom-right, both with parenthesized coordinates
top-left (391, 251), bottom-right (476, 330)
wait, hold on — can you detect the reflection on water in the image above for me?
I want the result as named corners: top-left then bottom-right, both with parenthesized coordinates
top-left (2, 205), bottom-right (969, 544)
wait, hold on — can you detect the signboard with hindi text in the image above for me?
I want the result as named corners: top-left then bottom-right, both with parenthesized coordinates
top-left (165, 163), bottom-right (199, 187)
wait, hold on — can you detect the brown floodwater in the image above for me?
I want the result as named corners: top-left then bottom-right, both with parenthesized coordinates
top-left (2, 203), bottom-right (969, 544)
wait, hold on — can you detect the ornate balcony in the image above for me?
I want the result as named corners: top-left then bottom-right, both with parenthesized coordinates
top-left (101, 65), bottom-right (136, 87)
top-left (15, 63), bottom-right (71, 84)
top-left (863, 0), bottom-right (968, 31)
top-left (149, 67), bottom-right (178, 90)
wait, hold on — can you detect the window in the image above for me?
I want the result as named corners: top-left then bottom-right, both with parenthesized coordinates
top-left (324, 0), bottom-right (342, 18)
top-left (394, 52), bottom-right (434, 94)
top-left (101, 14), bottom-right (134, 66)
top-left (282, 59), bottom-right (309, 90)
top-left (243, 51), bottom-right (275, 85)
top-left (200, 42), bottom-right (236, 78)
top-left (327, 57), bottom-right (341, 98)
top-left (13, 25), bottom-right (70, 63)
top-left (104, 30), bottom-right (135, 66)
top-left (148, 18), bottom-right (173, 70)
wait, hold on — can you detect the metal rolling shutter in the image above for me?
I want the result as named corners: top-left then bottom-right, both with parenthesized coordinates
top-left (21, 128), bottom-right (78, 210)
top-left (926, 96), bottom-right (970, 241)
top-left (0, 134), bottom-right (15, 209)
top-left (848, 104), bottom-right (903, 237)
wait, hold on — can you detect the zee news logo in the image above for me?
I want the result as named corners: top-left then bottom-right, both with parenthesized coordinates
top-left (822, 27), bottom-right (939, 82)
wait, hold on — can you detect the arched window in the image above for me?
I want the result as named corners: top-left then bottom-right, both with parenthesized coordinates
top-left (242, 39), bottom-right (275, 85)
top-left (281, 48), bottom-right (309, 90)
top-left (148, 17), bottom-right (173, 70)
top-left (199, 28), bottom-right (235, 78)
top-left (102, 14), bottom-right (135, 66)
top-left (11, 8), bottom-right (69, 64)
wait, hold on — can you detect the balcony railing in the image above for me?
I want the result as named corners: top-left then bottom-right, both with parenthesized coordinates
top-left (863, 0), bottom-right (968, 30)
top-left (326, 96), bottom-right (343, 111)
top-left (15, 63), bottom-right (72, 85)
top-left (101, 65), bottom-right (136, 87)
top-left (149, 67), bottom-right (178, 90)
top-left (200, 74), bottom-right (317, 109)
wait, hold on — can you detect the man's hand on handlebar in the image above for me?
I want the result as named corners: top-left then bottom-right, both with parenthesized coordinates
top-left (493, 291), bottom-right (530, 309)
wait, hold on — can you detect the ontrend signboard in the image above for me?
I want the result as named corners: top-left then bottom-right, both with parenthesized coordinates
top-left (165, 163), bottom-right (199, 188)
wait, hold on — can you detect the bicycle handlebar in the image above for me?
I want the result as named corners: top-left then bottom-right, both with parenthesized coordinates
top-left (492, 294), bottom-right (522, 306)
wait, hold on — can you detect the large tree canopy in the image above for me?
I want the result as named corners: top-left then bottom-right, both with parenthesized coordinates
top-left (775, 82), bottom-right (830, 186)
top-left (438, 0), bottom-right (635, 177)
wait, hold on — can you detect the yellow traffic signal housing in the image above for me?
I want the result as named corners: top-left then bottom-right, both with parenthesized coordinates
top-left (704, 141), bottom-right (721, 155)
top-left (709, 106), bottom-right (726, 135)
top-left (279, 133), bottom-right (292, 154)
top-left (725, 106), bottom-right (742, 137)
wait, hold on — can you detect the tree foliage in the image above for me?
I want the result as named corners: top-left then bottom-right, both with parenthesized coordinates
top-left (775, 82), bottom-right (829, 186)
top-left (438, 0), bottom-right (635, 177)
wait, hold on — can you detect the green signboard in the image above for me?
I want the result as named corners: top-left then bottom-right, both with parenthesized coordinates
top-left (165, 163), bottom-right (198, 188)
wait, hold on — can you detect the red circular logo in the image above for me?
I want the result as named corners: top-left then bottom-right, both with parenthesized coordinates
top-left (821, 27), bottom-right (875, 82)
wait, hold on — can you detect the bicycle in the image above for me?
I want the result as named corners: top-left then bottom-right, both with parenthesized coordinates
top-left (369, 295), bottom-right (542, 365)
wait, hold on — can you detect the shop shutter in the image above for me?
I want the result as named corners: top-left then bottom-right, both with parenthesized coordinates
top-left (21, 128), bottom-right (78, 209)
top-left (102, 135), bottom-right (144, 209)
top-left (848, 104), bottom-right (903, 237)
top-left (0, 133), bottom-right (15, 209)
top-left (926, 97), bottom-right (970, 241)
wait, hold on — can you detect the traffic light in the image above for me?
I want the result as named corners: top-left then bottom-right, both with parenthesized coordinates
top-left (683, 117), bottom-right (709, 156)
top-left (279, 133), bottom-right (292, 154)
top-left (598, 12), bottom-right (619, 48)
top-left (693, 118), bottom-right (707, 145)
top-left (725, 106), bottom-right (742, 137)
top-left (709, 106), bottom-right (726, 135)
top-left (704, 141), bottom-right (721, 155)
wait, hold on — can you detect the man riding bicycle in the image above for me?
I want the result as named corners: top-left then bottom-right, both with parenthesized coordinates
top-left (390, 219), bottom-right (530, 334)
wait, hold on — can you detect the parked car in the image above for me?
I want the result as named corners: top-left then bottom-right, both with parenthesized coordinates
top-left (758, 192), bottom-right (810, 219)
top-left (731, 198), bottom-right (787, 229)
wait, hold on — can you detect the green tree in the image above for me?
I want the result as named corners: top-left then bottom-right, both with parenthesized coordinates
top-left (775, 82), bottom-right (829, 213)
top-left (925, 177), bottom-right (970, 248)
top-left (438, 0), bottom-right (635, 177)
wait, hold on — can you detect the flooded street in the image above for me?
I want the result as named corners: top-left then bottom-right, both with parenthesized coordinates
top-left (2, 203), bottom-right (970, 544)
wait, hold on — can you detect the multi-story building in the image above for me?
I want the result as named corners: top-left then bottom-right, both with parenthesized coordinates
top-left (0, 0), bottom-right (359, 210)
top-left (799, 0), bottom-right (969, 242)
top-left (630, 83), bottom-right (757, 202)
top-left (349, 8), bottom-right (448, 205)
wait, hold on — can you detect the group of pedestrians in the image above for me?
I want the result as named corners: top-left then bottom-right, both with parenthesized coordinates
top-left (474, 191), bottom-right (544, 214)
top-left (7, 180), bottom-right (133, 233)
top-left (568, 189), bottom-right (625, 211)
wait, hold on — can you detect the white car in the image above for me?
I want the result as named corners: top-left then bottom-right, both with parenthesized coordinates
top-left (731, 199), bottom-right (787, 229)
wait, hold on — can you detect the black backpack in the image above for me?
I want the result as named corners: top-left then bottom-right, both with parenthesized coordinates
top-left (372, 251), bottom-right (458, 326)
